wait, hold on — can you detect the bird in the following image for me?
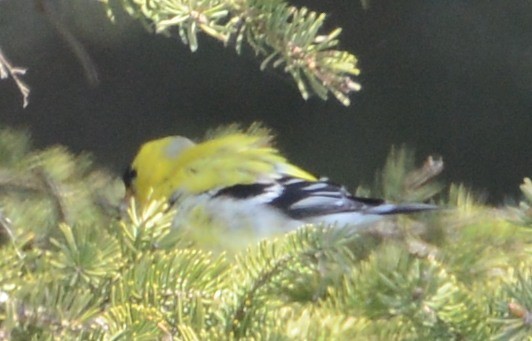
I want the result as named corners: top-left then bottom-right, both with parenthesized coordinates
top-left (122, 125), bottom-right (437, 248)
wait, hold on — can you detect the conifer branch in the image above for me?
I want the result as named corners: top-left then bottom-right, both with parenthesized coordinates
top-left (228, 226), bottom-right (356, 338)
top-left (100, 0), bottom-right (361, 105)
top-left (0, 128), bottom-right (530, 338)
top-left (374, 146), bottom-right (444, 203)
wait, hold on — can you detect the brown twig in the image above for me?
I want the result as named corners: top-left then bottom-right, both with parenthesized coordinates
top-left (0, 48), bottom-right (30, 108)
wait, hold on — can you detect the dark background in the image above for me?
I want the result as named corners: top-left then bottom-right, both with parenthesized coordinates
top-left (0, 0), bottom-right (530, 202)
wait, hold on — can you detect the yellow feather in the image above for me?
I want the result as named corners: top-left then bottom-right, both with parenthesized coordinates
top-left (130, 131), bottom-right (316, 205)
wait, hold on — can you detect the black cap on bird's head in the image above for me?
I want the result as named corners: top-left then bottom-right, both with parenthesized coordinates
top-left (121, 165), bottom-right (138, 214)
top-left (122, 166), bottom-right (137, 190)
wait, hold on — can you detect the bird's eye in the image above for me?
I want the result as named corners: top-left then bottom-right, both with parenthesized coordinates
top-left (122, 166), bottom-right (137, 188)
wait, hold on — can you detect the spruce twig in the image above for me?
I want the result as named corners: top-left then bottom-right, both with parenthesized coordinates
top-left (99, 0), bottom-right (361, 105)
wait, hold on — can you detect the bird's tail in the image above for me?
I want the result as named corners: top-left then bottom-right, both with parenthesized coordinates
top-left (367, 203), bottom-right (438, 215)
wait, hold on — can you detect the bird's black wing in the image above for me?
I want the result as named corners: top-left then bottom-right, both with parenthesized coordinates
top-left (213, 176), bottom-right (437, 220)
top-left (269, 177), bottom-right (385, 219)
top-left (213, 176), bottom-right (385, 219)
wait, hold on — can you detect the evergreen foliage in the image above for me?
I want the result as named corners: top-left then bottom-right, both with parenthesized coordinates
top-left (0, 128), bottom-right (530, 339)
top-left (98, 0), bottom-right (361, 106)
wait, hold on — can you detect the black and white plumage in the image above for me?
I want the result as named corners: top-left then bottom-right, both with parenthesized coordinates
top-left (126, 131), bottom-right (437, 243)
top-left (178, 176), bottom-right (437, 236)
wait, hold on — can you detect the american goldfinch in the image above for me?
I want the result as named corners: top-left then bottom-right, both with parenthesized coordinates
top-left (123, 125), bottom-right (436, 244)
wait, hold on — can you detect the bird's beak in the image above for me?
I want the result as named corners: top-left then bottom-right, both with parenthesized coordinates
top-left (120, 188), bottom-right (134, 215)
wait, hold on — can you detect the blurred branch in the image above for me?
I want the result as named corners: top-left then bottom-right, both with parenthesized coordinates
top-left (374, 147), bottom-right (445, 203)
top-left (0, 48), bottom-right (30, 108)
top-left (508, 177), bottom-right (532, 226)
top-left (1, 0), bottom-right (101, 108)
top-left (404, 155), bottom-right (444, 193)
top-left (36, 0), bottom-right (99, 86)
